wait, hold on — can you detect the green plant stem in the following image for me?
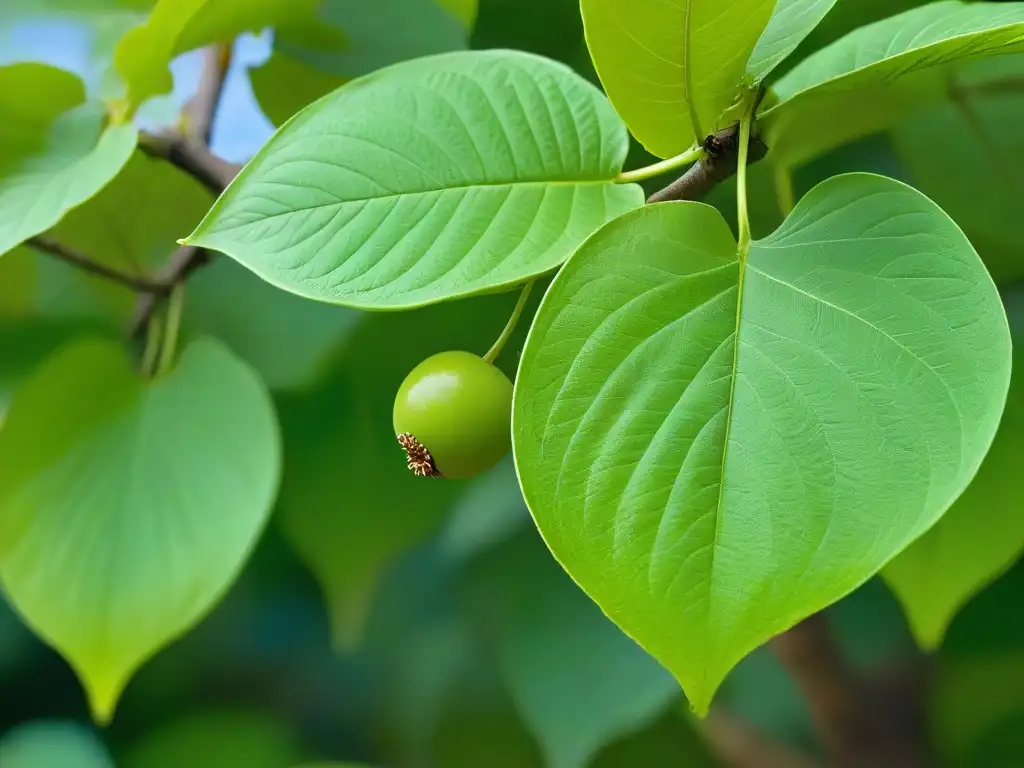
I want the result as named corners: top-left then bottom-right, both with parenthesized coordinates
top-left (141, 314), bottom-right (163, 378)
top-left (484, 282), bottom-right (534, 364)
top-left (157, 284), bottom-right (186, 376)
top-left (614, 145), bottom-right (706, 184)
top-left (774, 163), bottom-right (795, 218)
top-left (736, 106), bottom-right (755, 254)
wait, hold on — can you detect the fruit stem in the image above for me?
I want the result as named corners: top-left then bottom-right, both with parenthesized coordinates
top-left (484, 282), bottom-right (534, 365)
top-left (614, 145), bottom-right (706, 184)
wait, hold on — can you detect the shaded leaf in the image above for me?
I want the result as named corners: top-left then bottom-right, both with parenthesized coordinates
top-left (251, 0), bottom-right (471, 126)
top-left (0, 64), bottom-right (136, 257)
top-left (0, 721), bottom-right (113, 768)
top-left (114, 0), bottom-right (318, 109)
top-left (892, 55), bottom-right (1024, 285)
top-left (746, 0), bottom-right (839, 81)
top-left (512, 173), bottom-right (1011, 713)
top-left (580, 0), bottom-right (778, 158)
top-left (187, 50), bottom-right (640, 310)
top-left (884, 351), bottom-right (1024, 650)
top-left (0, 338), bottom-right (280, 722)
top-left (469, 530), bottom-right (679, 768)
top-left (763, 0), bottom-right (1024, 167)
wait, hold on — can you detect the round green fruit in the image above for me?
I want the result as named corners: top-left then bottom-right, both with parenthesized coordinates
top-left (393, 351), bottom-right (513, 479)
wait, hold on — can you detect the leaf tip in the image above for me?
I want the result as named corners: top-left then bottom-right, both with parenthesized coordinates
top-left (82, 668), bottom-right (130, 727)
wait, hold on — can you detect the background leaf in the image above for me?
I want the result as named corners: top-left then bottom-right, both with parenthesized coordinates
top-left (468, 529), bottom-right (680, 768)
top-left (0, 338), bottom-right (280, 722)
top-left (0, 64), bottom-right (136, 258)
top-left (513, 174), bottom-right (1011, 713)
top-left (763, 0), bottom-right (1024, 167)
top-left (0, 721), bottom-right (113, 768)
top-left (187, 50), bottom-right (641, 310)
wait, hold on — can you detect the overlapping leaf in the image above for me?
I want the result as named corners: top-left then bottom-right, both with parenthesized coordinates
top-left (763, 0), bottom-right (1024, 166)
top-left (746, 0), bottom-right (839, 81)
top-left (0, 338), bottom-right (280, 722)
top-left (187, 51), bottom-right (641, 310)
top-left (0, 64), bottom-right (136, 258)
top-left (513, 173), bottom-right (1011, 713)
top-left (580, 0), bottom-right (778, 158)
top-left (884, 352), bottom-right (1024, 650)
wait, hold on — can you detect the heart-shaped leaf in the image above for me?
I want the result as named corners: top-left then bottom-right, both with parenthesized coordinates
top-left (580, 0), bottom-right (778, 158)
top-left (513, 173), bottom-right (1011, 713)
top-left (762, 0), bottom-right (1024, 167)
top-left (745, 0), bottom-right (840, 81)
top-left (0, 64), bottom-right (136, 258)
top-left (0, 338), bottom-right (280, 722)
top-left (186, 50), bottom-right (642, 310)
top-left (250, 0), bottom-right (472, 126)
top-left (884, 351), bottom-right (1024, 651)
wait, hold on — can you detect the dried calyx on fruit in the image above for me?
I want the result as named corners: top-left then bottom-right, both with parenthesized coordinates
top-left (393, 350), bottom-right (513, 480)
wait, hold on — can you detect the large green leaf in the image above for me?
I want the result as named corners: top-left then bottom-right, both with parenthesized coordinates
top-left (276, 292), bottom-right (524, 649)
top-left (114, 0), bottom-right (318, 110)
top-left (580, 0), bottom-right (778, 158)
top-left (0, 721), bottom-right (113, 768)
top-left (884, 352), bottom-right (1024, 651)
top-left (512, 173), bottom-right (1011, 713)
top-left (0, 64), bottom-right (136, 258)
top-left (746, 0), bottom-right (839, 81)
top-left (470, 530), bottom-right (679, 768)
top-left (762, 1), bottom-right (1024, 167)
top-left (251, 0), bottom-right (472, 126)
top-left (186, 50), bottom-right (641, 310)
top-left (892, 55), bottom-right (1024, 285)
top-left (0, 338), bottom-right (280, 722)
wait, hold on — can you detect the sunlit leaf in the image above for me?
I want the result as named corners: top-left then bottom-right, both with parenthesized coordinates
top-left (763, 0), bottom-right (1024, 167)
top-left (746, 0), bottom-right (839, 81)
top-left (0, 64), bottom-right (136, 258)
top-left (513, 173), bottom-right (1011, 713)
top-left (114, 0), bottom-right (319, 110)
top-left (470, 530), bottom-right (679, 768)
top-left (0, 338), bottom-right (280, 722)
top-left (187, 50), bottom-right (641, 310)
top-left (580, 0), bottom-right (778, 158)
top-left (884, 351), bottom-right (1024, 650)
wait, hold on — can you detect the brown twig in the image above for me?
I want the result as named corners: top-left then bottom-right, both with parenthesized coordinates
top-left (702, 710), bottom-right (823, 768)
top-left (129, 44), bottom-right (239, 339)
top-left (28, 235), bottom-right (169, 294)
top-left (770, 615), bottom-right (933, 768)
top-left (647, 123), bottom-right (768, 204)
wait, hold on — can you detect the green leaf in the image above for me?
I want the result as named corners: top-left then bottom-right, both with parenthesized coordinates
top-left (580, 0), bottom-right (778, 158)
top-left (276, 292), bottom-right (523, 649)
top-left (746, 0), bottom-right (840, 81)
top-left (186, 50), bottom-right (641, 310)
top-left (0, 65), bottom-right (136, 258)
top-left (512, 173), bottom-right (1011, 713)
top-left (470, 531), bottom-right (680, 768)
top-left (0, 721), bottom-right (113, 768)
top-left (892, 55), bottom-right (1024, 286)
top-left (0, 337), bottom-right (280, 722)
top-left (590, 710), bottom-right (715, 768)
top-left (251, 0), bottom-right (472, 126)
top-left (762, 0), bottom-right (1024, 167)
top-left (883, 352), bottom-right (1024, 651)
top-left (122, 710), bottom-right (302, 768)
top-left (114, 0), bottom-right (319, 110)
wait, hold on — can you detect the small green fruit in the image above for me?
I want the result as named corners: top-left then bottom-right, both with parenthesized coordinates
top-left (393, 351), bottom-right (513, 479)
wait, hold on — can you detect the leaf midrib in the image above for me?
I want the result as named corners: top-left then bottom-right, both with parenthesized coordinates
top-left (682, 0), bottom-right (704, 140)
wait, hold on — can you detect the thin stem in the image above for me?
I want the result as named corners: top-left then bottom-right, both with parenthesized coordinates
top-left (28, 236), bottom-right (168, 294)
top-left (484, 282), bottom-right (534, 364)
top-left (141, 313), bottom-right (163, 378)
top-left (736, 102), bottom-right (755, 254)
top-left (774, 163), bottom-right (795, 218)
top-left (615, 145), bottom-right (706, 184)
top-left (157, 284), bottom-right (185, 376)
